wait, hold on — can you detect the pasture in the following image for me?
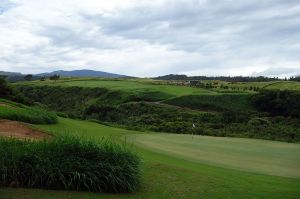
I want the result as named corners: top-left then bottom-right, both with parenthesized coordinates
top-left (1, 117), bottom-right (299, 199)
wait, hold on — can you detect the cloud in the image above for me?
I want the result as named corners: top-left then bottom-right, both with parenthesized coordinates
top-left (0, 0), bottom-right (15, 14)
top-left (251, 66), bottom-right (300, 77)
top-left (0, 0), bottom-right (299, 77)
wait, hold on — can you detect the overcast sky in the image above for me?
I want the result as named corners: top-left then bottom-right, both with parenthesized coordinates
top-left (0, 0), bottom-right (300, 77)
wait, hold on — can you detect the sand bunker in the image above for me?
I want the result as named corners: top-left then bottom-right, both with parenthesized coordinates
top-left (0, 119), bottom-right (51, 139)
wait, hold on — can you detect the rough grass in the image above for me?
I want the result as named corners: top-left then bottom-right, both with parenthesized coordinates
top-left (0, 99), bottom-right (57, 124)
top-left (0, 136), bottom-right (140, 193)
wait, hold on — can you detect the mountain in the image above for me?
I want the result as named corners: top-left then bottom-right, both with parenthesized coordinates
top-left (0, 71), bottom-right (22, 77)
top-left (37, 69), bottom-right (127, 78)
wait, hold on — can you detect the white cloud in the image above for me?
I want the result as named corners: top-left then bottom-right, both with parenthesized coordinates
top-left (0, 0), bottom-right (299, 77)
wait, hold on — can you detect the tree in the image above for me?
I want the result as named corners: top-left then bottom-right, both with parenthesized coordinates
top-left (252, 90), bottom-right (300, 117)
top-left (49, 74), bottom-right (60, 82)
top-left (40, 76), bottom-right (46, 81)
top-left (289, 76), bottom-right (300, 82)
top-left (0, 77), bottom-right (12, 98)
top-left (24, 74), bottom-right (33, 81)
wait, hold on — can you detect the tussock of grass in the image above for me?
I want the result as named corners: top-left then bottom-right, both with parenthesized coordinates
top-left (0, 99), bottom-right (57, 124)
top-left (0, 136), bottom-right (141, 193)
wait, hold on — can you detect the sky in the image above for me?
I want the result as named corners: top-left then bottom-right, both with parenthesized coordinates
top-left (0, 0), bottom-right (300, 77)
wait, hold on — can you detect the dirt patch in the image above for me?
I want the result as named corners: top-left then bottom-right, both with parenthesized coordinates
top-left (0, 119), bottom-right (51, 139)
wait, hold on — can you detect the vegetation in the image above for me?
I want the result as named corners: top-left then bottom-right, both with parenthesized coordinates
top-left (0, 136), bottom-right (140, 193)
top-left (252, 90), bottom-right (300, 117)
top-left (49, 74), bottom-right (60, 82)
top-left (0, 77), bottom-right (12, 98)
top-left (155, 74), bottom-right (281, 82)
top-left (2, 117), bottom-right (299, 199)
top-left (11, 84), bottom-right (300, 142)
top-left (164, 94), bottom-right (255, 112)
top-left (2, 72), bottom-right (300, 198)
top-left (24, 74), bottom-right (33, 81)
top-left (0, 99), bottom-right (57, 124)
top-left (14, 78), bottom-right (213, 96)
top-left (289, 76), bottom-right (300, 82)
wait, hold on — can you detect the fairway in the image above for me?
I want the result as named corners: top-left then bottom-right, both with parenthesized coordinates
top-left (131, 133), bottom-right (300, 178)
top-left (1, 117), bottom-right (300, 199)
top-left (15, 78), bottom-right (216, 97)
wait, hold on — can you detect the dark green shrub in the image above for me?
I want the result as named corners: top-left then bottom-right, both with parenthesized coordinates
top-left (222, 111), bottom-right (250, 124)
top-left (248, 118), bottom-right (271, 126)
top-left (0, 136), bottom-right (141, 193)
top-left (0, 77), bottom-right (12, 98)
top-left (252, 90), bottom-right (300, 117)
top-left (164, 94), bottom-right (255, 113)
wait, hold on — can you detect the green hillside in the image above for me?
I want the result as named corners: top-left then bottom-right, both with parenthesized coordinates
top-left (12, 79), bottom-right (300, 142)
top-left (15, 78), bottom-right (215, 97)
top-left (0, 99), bottom-right (57, 124)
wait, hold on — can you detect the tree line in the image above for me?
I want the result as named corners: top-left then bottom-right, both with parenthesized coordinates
top-left (155, 74), bottom-right (300, 82)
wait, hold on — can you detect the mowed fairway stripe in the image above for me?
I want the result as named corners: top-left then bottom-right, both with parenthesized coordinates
top-left (132, 133), bottom-right (300, 178)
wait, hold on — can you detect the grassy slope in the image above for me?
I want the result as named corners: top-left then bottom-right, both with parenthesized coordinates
top-left (1, 117), bottom-right (299, 199)
top-left (15, 79), bottom-right (216, 97)
top-left (226, 81), bottom-right (300, 91)
top-left (0, 99), bottom-right (57, 124)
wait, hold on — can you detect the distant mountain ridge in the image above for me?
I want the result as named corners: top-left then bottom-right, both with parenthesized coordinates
top-left (0, 69), bottom-right (129, 82)
top-left (0, 71), bottom-right (22, 76)
top-left (37, 69), bottom-right (127, 78)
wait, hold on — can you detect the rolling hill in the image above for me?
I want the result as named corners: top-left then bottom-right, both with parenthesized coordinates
top-left (37, 69), bottom-right (128, 78)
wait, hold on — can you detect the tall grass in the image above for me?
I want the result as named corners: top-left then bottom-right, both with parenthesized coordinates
top-left (0, 136), bottom-right (141, 193)
top-left (0, 99), bottom-right (57, 124)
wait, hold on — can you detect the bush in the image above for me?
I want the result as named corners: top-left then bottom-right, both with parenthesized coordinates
top-left (13, 86), bottom-right (110, 118)
top-left (164, 94), bottom-right (255, 113)
top-left (222, 111), bottom-right (250, 124)
top-left (0, 136), bottom-right (141, 193)
top-left (252, 90), bottom-right (300, 117)
top-left (248, 118), bottom-right (271, 126)
top-left (0, 77), bottom-right (12, 98)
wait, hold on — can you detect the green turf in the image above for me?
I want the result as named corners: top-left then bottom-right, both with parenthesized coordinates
top-left (1, 117), bottom-right (299, 199)
top-left (131, 133), bottom-right (300, 178)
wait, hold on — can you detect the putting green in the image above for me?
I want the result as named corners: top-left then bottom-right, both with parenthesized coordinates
top-left (131, 133), bottom-right (300, 178)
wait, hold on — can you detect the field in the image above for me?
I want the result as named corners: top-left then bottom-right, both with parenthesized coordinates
top-left (1, 117), bottom-right (300, 199)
